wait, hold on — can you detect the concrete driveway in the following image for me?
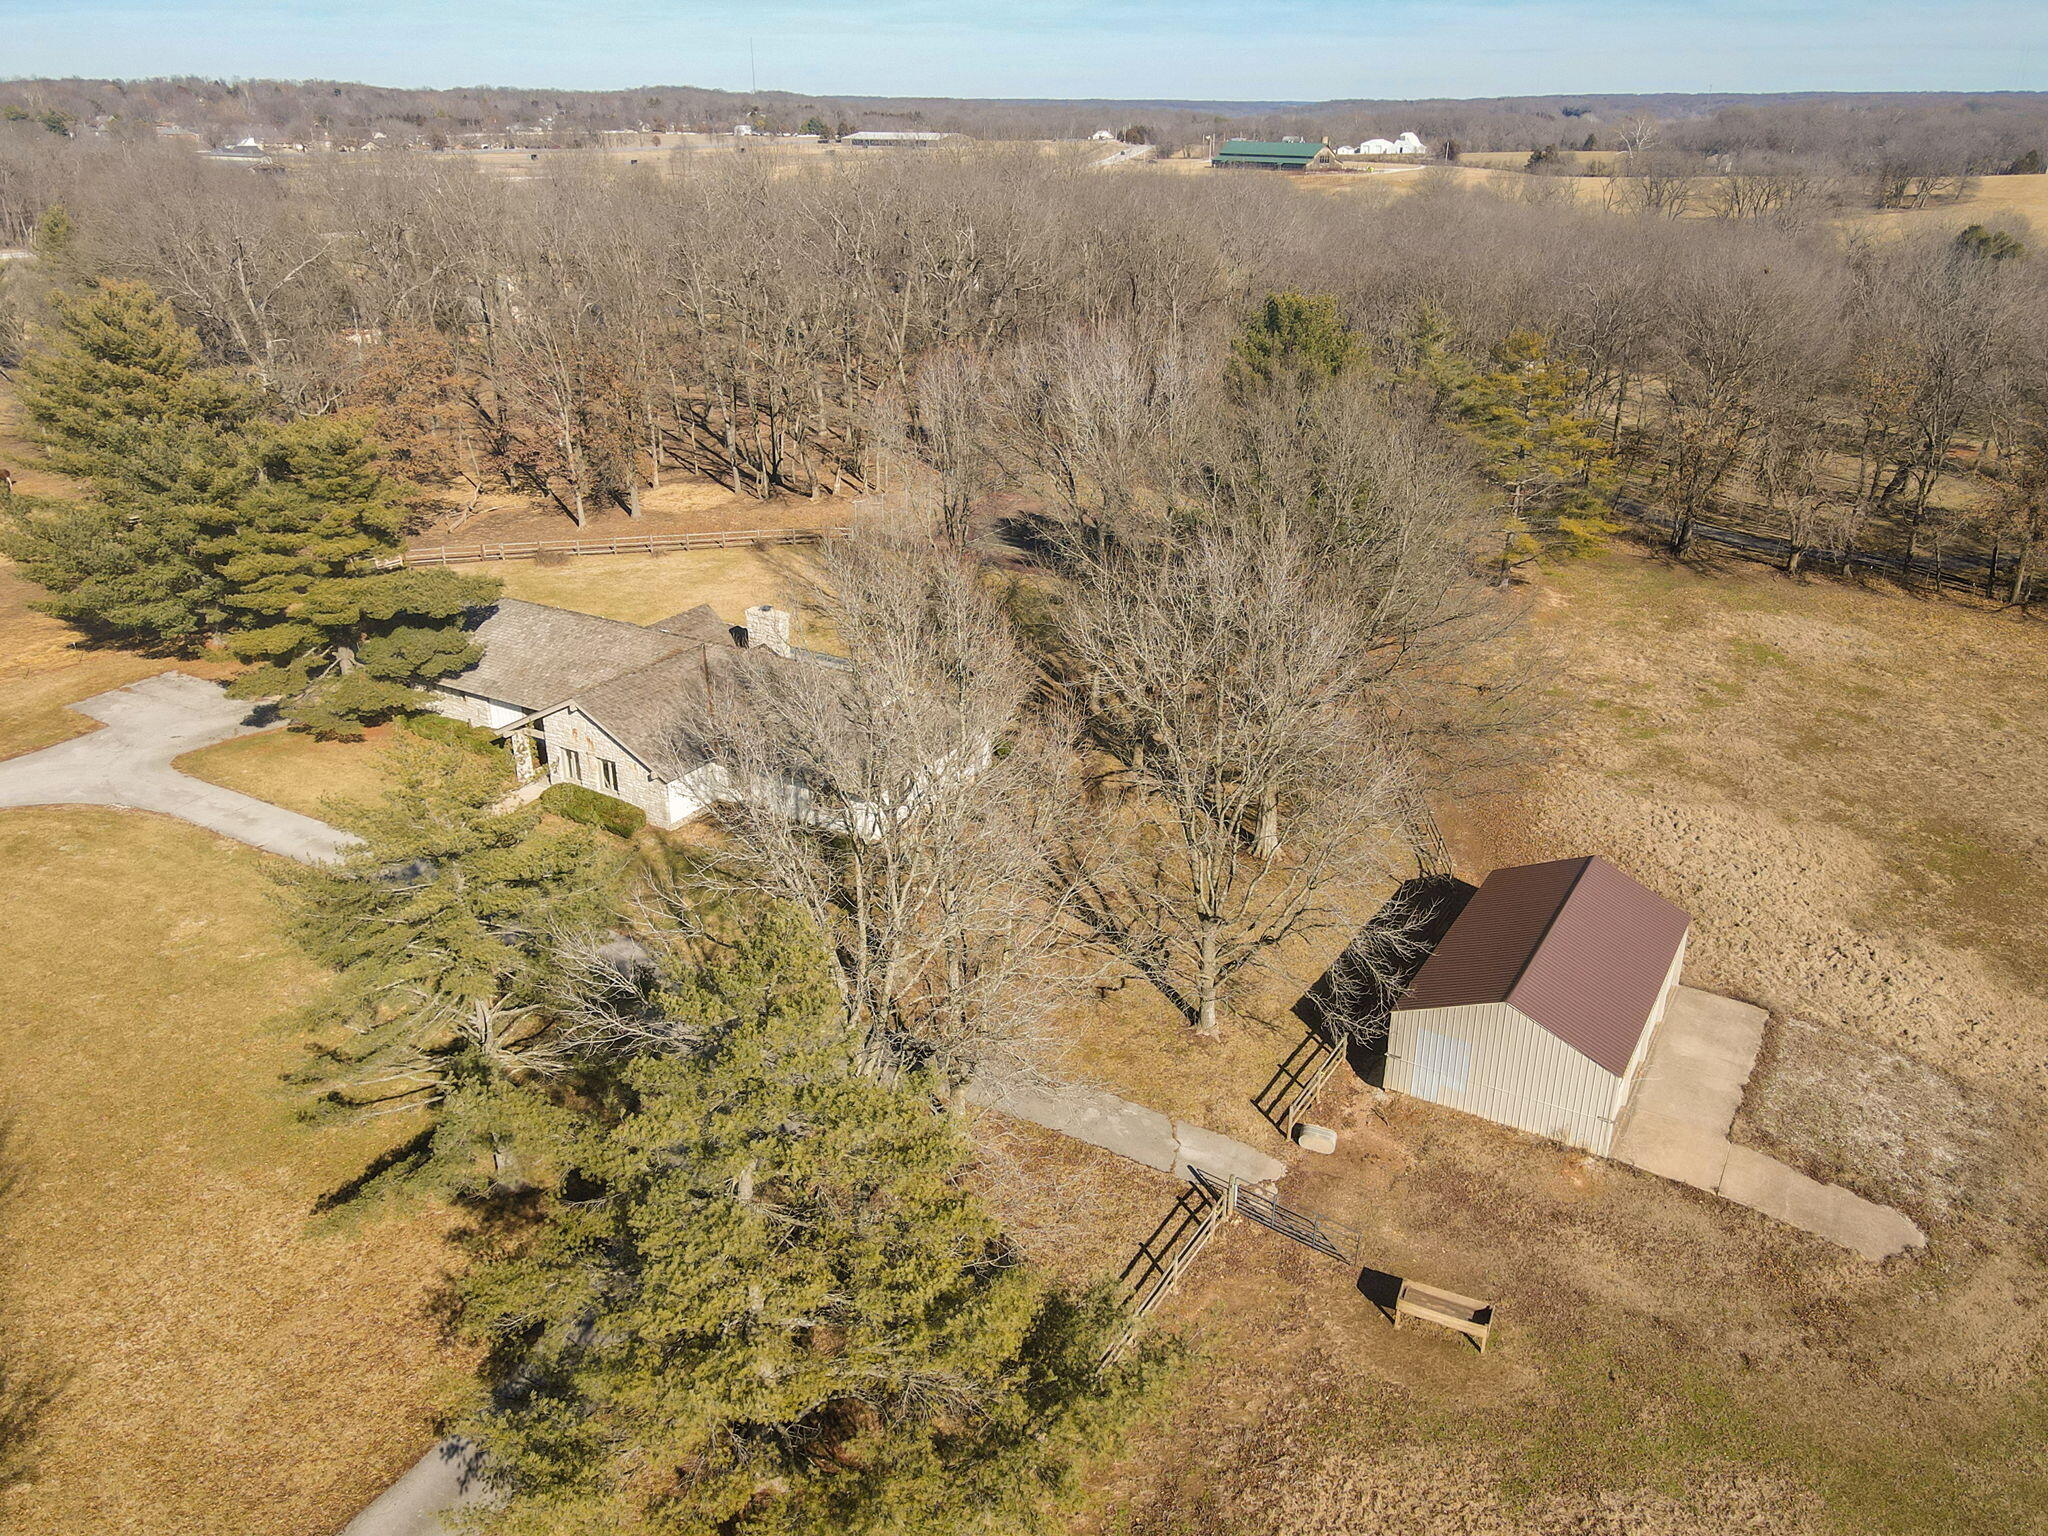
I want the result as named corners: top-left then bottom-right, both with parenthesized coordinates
top-left (1614, 986), bottom-right (1924, 1261)
top-left (0, 672), bottom-right (357, 863)
top-left (337, 1439), bottom-right (488, 1536)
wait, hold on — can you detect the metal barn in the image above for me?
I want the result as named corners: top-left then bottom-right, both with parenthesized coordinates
top-left (1385, 857), bottom-right (1690, 1156)
top-left (1210, 138), bottom-right (1336, 169)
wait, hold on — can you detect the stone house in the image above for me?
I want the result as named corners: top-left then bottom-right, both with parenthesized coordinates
top-left (427, 597), bottom-right (850, 830)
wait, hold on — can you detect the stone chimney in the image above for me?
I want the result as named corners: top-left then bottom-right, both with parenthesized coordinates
top-left (744, 604), bottom-right (793, 659)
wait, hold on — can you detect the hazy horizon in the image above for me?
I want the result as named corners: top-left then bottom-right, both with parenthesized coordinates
top-left (3, 0), bottom-right (2044, 102)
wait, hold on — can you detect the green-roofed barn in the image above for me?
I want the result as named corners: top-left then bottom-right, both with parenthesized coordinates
top-left (1212, 138), bottom-right (1336, 170)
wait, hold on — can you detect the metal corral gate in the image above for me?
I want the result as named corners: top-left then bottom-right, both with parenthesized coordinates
top-left (1191, 1167), bottom-right (1362, 1262)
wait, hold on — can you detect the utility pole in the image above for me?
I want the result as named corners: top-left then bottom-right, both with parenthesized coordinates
top-left (750, 39), bottom-right (757, 95)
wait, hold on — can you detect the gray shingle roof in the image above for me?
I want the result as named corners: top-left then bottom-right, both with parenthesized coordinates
top-left (647, 603), bottom-right (739, 644)
top-left (443, 599), bottom-right (699, 711)
top-left (567, 642), bottom-right (811, 776)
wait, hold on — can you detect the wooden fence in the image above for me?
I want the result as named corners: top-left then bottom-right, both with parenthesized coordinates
top-left (396, 525), bottom-right (849, 567)
top-left (1099, 1168), bottom-right (1375, 1368)
top-left (1618, 499), bottom-right (2015, 598)
top-left (1100, 1175), bottom-right (1238, 1368)
top-left (1278, 1037), bottom-right (1345, 1141)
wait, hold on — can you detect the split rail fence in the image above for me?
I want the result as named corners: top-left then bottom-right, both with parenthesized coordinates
top-left (396, 525), bottom-right (849, 567)
top-left (1619, 499), bottom-right (2021, 599)
top-left (1276, 1034), bottom-right (1345, 1141)
top-left (1100, 1175), bottom-right (1238, 1368)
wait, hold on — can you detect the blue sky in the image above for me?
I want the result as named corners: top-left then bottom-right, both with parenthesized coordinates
top-left (1, 0), bottom-right (2041, 99)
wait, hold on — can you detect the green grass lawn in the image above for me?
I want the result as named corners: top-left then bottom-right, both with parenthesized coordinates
top-left (0, 807), bottom-right (463, 1536)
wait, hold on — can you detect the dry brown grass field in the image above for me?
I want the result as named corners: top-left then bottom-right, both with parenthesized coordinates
top-left (174, 721), bottom-right (402, 818)
top-left (1049, 545), bottom-right (2048, 1536)
top-left (408, 475), bottom-right (857, 543)
top-left (0, 808), bottom-right (463, 1536)
top-left (441, 135), bottom-right (1075, 180)
top-left (1200, 154), bottom-right (2048, 235)
top-left (451, 545), bottom-right (813, 628)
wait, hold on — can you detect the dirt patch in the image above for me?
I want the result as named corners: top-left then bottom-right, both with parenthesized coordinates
top-left (963, 1109), bottom-right (1184, 1291)
top-left (1737, 1018), bottom-right (2037, 1232)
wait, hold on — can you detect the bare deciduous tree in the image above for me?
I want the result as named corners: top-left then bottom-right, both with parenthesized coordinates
top-left (1057, 521), bottom-right (1420, 1037)
top-left (679, 515), bottom-right (1081, 1098)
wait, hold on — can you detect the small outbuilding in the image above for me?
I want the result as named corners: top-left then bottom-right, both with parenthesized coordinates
top-left (1385, 856), bottom-right (1690, 1156)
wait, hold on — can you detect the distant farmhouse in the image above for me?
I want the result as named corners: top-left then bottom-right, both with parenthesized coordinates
top-left (1211, 138), bottom-right (1337, 170)
top-left (427, 598), bottom-right (855, 831)
top-left (1381, 857), bottom-right (1691, 1156)
top-left (1339, 131), bottom-right (1428, 157)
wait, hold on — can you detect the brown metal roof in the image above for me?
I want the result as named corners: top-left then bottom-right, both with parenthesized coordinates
top-left (1396, 856), bottom-right (1690, 1076)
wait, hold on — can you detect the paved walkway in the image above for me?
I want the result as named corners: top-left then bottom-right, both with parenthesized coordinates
top-left (0, 673), bottom-right (357, 863)
top-left (1613, 986), bottom-right (1925, 1261)
top-left (337, 1440), bottom-right (486, 1536)
top-left (968, 1077), bottom-right (1288, 1187)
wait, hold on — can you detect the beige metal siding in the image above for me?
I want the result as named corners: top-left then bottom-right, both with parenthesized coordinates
top-left (1610, 933), bottom-right (1688, 1120)
top-left (1386, 1001), bottom-right (1624, 1155)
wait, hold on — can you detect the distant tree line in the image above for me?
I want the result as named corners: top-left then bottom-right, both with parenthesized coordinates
top-left (2, 114), bottom-right (2044, 603)
top-left (4, 76), bottom-right (2046, 165)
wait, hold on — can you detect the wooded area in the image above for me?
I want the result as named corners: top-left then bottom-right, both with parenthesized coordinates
top-left (3, 118), bottom-right (2042, 599)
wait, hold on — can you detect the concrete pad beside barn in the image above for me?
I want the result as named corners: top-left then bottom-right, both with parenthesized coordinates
top-left (1614, 986), bottom-right (1924, 1261)
top-left (1611, 986), bottom-right (1765, 1187)
top-left (967, 1078), bottom-right (1287, 1188)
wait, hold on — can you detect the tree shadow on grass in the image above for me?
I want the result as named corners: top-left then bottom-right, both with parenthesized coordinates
top-left (0, 1116), bottom-right (72, 1490)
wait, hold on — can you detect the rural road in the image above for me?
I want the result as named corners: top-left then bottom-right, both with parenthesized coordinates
top-left (0, 672), bottom-right (357, 862)
top-left (1090, 142), bottom-right (1155, 168)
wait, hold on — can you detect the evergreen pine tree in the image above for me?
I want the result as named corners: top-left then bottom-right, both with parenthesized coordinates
top-left (2, 281), bottom-right (255, 647)
top-left (454, 896), bottom-right (1167, 1536)
top-left (1406, 303), bottom-right (1476, 416)
top-left (211, 416), bottom-right (498, 734)
top-left (283, 735), bottom-right (626, 1197)
top-left (1229, 290), bottom-right (1361, 389)
top-left (1432, 328), bottom-right (1620, 580)
top-left (13, 280), bottom-right (254, 502)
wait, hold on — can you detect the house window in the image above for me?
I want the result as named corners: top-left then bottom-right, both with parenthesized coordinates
top-left (598, 758), bottom-right (619, 793)
top-left (559, 747), bottom-right (583, 782)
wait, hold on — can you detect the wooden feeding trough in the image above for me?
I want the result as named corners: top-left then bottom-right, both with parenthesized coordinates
top-left (1392, 1278), bottom-right (1495, 1353)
